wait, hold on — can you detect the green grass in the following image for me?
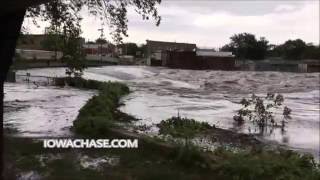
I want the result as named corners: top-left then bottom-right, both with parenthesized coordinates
top-left (209, 147), bottom-right (320, 180)
top-left (5, 136), bottom-right (319, 180)
top-left (54, 77), bottom-right (134, 136)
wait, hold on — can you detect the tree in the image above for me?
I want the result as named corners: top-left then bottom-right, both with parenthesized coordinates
top-left (24, 0), bottom-right (162, 76)
top-left (267, 41), bottom-right (320, 60)
top-left (41, 27), bottom-right (64, 60)
top-left (62, 24), bottom-right (86, 77)
top-left (303, 44), bottom-right (320, 60)
top-left (0, 1), bottom-right (162, 157)
top-left (26, 0), bottom-right (161, 43)
top-left (41, 31), bottom-right (63, 51)
top-left (221, 33), bottom-right (270, 60)
top-left (86, 41), bottom-right (95, 44)
top-left (119, 42), bottom-right (139, 56)
top-left (280, 39), bottom-right (307, 60)
top-left (95, 38), bottom-right (108, 44)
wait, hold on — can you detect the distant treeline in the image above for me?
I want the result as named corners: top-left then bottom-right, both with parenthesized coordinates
top-left (220, 33), bottom-right (320, 60)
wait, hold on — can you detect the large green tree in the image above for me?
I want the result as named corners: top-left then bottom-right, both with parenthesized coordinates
top-left (280, 39), bottom-right (307, 60)
top-left (268, 41), bottom-right (320, 60)
top-left (221, 33), bottom-right (269, 60)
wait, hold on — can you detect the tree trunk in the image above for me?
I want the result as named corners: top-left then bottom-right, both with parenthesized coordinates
top-left (0, 10), bottom-right (26, 177)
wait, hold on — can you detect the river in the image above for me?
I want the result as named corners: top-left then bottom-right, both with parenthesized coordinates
top-left (4, 66), bottom-right (319, 158)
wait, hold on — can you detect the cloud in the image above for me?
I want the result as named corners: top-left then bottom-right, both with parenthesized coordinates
top-left (274, 4), bottom-right (297, 12)
top-left (123, 0), bottom-right (319, 47)
top-left (23, 1), bottom-right (319, 48)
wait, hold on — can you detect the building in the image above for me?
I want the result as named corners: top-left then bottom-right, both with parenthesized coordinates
top-left (17, 34), bottom-right (47, 50)
top-left (17, 34), bottom-right (85, 51)
top-left (83, 43), bottom-right (115, 56)
top-left (164, 50), bottom-right (235, 70)
top-left (146, 40), bottom-right (197, 66)
top-left (15, 49), bottom-right (63, 60)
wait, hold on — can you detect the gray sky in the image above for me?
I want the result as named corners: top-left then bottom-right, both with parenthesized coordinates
top-left (25, 0), bottom-right (319, 48)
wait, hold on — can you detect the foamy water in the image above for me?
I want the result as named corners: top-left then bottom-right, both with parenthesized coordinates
top-left (4, 83), bottom-right (96, 137)
top-left (6, 66), bottom-right (320, 158)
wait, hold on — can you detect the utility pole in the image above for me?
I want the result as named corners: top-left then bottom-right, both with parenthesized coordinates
top-left (97, 27), bottom-right (104, 62)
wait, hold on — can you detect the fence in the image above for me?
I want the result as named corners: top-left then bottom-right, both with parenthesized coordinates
top-left (15, 73), bottom-right (57, 86)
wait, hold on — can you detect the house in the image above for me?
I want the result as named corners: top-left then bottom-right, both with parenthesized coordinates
top-left (146, 40), bottom-right (197, 66)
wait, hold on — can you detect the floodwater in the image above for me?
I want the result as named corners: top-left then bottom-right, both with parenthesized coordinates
top-left (5, 66), bottom-right (320, 158)
top-left (4, 83), bottom-right (96, 137)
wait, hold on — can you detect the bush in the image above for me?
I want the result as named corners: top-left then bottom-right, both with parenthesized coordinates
top-left (233, 93), bottom-right (292, 133)
top-left (157, 116), bottom-right (214, 139)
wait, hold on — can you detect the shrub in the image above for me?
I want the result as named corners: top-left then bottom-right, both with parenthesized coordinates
top-left (157, 116), bottom-right (214, 140)
top-left (233, 93), bottom-right (292, 133)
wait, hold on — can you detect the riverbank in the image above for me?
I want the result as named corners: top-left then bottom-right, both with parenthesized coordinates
top-left (4, 130), bottom-right (320, 179)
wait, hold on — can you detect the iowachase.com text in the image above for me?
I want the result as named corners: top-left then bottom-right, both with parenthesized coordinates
top-left (43, 139), bottom-right (138, 149)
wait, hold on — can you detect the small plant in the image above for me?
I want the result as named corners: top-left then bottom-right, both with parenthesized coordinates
top-left (233, 93), bottom-right (292, 133)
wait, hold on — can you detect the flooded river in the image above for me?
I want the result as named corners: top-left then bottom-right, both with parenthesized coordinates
top-left (4, 83), bottom-right (96, 137)
top-left (4, 66), bottom-right (320, 158)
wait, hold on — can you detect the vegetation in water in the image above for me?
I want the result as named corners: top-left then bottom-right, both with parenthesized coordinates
top-left (233, 93), bottom-right (292, 133)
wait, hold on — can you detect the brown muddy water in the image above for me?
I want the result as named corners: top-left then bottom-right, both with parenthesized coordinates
top-left (4, 66), bottom-right (320, 158)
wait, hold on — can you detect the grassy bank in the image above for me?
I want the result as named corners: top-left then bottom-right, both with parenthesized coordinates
top-left (4, 136), bottom-right (320, 180)
top-left (54, 77), bottom-right (134, 136)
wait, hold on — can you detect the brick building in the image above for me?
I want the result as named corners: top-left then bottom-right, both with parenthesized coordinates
top-left (146, 40), bottom-right (196, 66)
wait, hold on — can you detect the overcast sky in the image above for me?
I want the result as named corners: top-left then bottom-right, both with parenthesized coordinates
top-left (25, 0), bottom-right (319, 48)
